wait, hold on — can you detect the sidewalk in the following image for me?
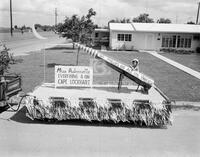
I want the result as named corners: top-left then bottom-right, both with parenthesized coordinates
top-left (144, 51), bottom-right (200, 80)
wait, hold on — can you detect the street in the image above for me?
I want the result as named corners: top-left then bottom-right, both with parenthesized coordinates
top-left (0, 108), bottom-right (199, 157)
top-left (1, 32), bottom-right (66, 56)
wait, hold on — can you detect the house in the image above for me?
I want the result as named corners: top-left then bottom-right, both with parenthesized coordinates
top-left (93, 23), bottom-right (200, 51)
top-left (93, 28), bottom-right (109, 47)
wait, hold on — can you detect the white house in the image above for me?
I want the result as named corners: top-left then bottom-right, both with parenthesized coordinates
top-left (94, 23), bottom-right (200, 51)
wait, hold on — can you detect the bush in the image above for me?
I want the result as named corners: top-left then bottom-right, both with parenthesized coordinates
top-left (0, 43), bottom-right (14, 75)
top-left (196, 47), bottom-right (200, 53)
top-left (160, 48), bottom-right (194, 54)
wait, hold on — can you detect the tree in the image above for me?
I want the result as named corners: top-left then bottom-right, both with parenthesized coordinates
top-left (0, 43), bottom-right (13, 75)
top-left (21, 25), bottom-right (26, 30)
top-left (157, 18), bottom-right (171, 23)
top-left (108, 18), bottom-right (131, 23)
top-left (132, 13), bottom-right (154, 23)
top-left (35, 24), bottom-right (42, 30)
top-left (14, 25), bottom-right (18, 29)
top-left (56, 8), bottom-right (97, 47)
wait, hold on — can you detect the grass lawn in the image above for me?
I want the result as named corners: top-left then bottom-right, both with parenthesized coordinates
top-left (161, 52), bottom-right (200, 73)
top-left (9, 47), bottom-right (200, 102)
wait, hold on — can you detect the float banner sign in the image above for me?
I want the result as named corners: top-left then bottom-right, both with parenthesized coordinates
top-left (55, 66), bottom-right (93, 87)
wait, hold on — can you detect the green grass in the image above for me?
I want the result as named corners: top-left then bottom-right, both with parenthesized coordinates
top-left (161, 52), bottom-right (200, 73)
top-left (9, 47), bottom-right (200, 102)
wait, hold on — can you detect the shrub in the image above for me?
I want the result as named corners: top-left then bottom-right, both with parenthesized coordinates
top-left (196, 47), bottom-right (200, 53)
top-left (0, 43), bottom-right (13, 75)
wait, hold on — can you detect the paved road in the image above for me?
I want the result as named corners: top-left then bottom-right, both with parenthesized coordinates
top-left (1, 32), bottom-right (66, 56)
top-left (0, 108), bottom-right (199, 157)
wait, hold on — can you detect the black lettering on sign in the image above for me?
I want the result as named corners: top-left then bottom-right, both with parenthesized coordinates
top-left (57, 68), bottom-right (62, 73)
top-left (70, 80), bottom-right (90, 85)
top-left (58, 79), bottom-right (68, 84)
top-left (84, 75), bottom-right (90, 79)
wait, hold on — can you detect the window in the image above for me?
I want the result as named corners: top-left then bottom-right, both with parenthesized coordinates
top-left (125, 34), bottom-right (132, 41)
top-left (117, 34), bottom-right (132, 41)
top-left (177, 36), bottom-right (192, 48)
top-left (185, 38), bottom-right (192, 48)
top-left (162, 35), bottom-right (176, 48)
top-left (117, 34), bottom-right (124, 41)
top-left (162, 35), bottom-right (192, 48)
top-left (95, 33), bottom-right (99, 38)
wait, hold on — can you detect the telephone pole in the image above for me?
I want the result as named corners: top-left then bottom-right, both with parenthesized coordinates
top-left (196, 1), bottom-right (200, 24)
top-left (10, 0), bottom-right (13, 36)
top-left (55, 8), bottom-right (58, 26)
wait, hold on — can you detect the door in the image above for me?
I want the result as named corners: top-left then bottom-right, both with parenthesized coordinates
top-left (145, 34), bottom-right (154, 50)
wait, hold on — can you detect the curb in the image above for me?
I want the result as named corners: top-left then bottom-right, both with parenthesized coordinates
top-left (171, 101), bottom-right (200, 111)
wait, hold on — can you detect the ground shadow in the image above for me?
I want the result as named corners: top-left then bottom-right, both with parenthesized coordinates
top-left (10, 106), bottom-right (166, 129)
top-left (62, 51), bottom-right (74, 54)
top-left (39, 63), bottom-right (75, 68)
top-left (0, 106), bottom-right (9, 114)
top-left (172, 105), bottom-right (200, 111)
top-left (45, 47), bottom-right (74, 50)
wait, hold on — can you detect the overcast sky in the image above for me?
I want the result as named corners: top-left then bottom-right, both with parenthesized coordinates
top-left (0, 0), bottom-right (199, 27)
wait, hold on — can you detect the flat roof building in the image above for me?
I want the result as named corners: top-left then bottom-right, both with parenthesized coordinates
top-left (94, 23), bottom-right (200, 52)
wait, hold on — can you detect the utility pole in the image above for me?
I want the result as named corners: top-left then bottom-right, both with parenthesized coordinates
top-left (55, 8), bottom-right (58, 26)
top-left (196, 1), bottom-right (200, 24)
top-left (10, 0), bottom-right (13, 36)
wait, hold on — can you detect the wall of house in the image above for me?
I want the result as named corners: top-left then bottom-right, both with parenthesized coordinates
top-left (110, 31), bottom-right (161, 50)
top-left (93, 31), bottom-right (109, 46)
top-left (110, 31), bottom-right (200, 51)
top-left (94, 31), bottom-right (109, 40)
top-left (132, 32), bottom-right (161, 50)
top-left (191, 35), bottom-right (200, 51)
top-left (160, 33), bottom-right (200, 51)
top-left (109, 31), bottom-right (134, 50)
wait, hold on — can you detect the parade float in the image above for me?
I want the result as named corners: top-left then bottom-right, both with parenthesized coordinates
top-left (24, 43), bottom-right (172, 127)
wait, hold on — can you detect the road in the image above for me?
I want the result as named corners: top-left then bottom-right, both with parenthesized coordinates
top-left (0, 108), bottom-right (199, 157)
top-left (1, 32), bottom-right (66, 56)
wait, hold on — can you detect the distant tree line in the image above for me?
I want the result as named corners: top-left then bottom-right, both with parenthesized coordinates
top-left (34, 24), bottom-right (54, 31)
top-left (14, 24), bottom-right (54, 32)
top-left (14, 25), bottom-right (31, 30)
top-left (109, 13), bottom-right (195, 24)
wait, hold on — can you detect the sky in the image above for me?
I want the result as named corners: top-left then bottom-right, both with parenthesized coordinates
top-left (0, 0), bottom-right (199, 27)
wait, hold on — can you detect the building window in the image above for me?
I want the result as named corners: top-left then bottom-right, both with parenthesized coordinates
top-left (162, 35), bottom-right (192, 48)
top-left (95, 33), bottom-right (99, 38)
top-left (125, 34), bottom-right (132, 41)
top-left (117, 34), bottom-right (124, 41)
top-left (117, 34), bottom-right (132, 41)
top-left (162, 35), bottom-right (176, 48)
top-left (177, 36), bottom-right (192, 48)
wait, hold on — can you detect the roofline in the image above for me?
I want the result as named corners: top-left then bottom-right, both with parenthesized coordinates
top-left (95, 28), bottom-right (109, 32)
top-left (130, 23), bottom-right (136, 31)
top-left (110, 30), bottom-right (134, 32)
top-left (109, 29), bottom-right (200, 34)
top-left (109, 23), bottom-right (200, 34)
top-left (134, 30), bottom-right (200, 34)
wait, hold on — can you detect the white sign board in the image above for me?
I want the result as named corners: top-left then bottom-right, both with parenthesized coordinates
top-left (55, 66), bottom-right (93, 87)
